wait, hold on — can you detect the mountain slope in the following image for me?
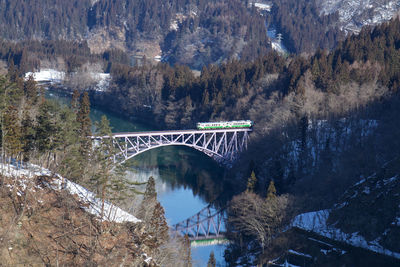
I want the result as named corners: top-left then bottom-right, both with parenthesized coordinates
top-left (292, 158), bottom-right (400, 259)
top-left (0, 0), bottom-right (270, 68)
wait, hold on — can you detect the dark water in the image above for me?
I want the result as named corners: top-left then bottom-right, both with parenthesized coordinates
top-left (46, 90), bottom-right (228, 266)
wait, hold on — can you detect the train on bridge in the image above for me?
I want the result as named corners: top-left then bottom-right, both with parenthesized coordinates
top-left (197, 120), bottom-right (253, 130)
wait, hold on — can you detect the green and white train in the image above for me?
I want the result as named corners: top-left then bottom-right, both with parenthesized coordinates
top-left (196, 120), bottom-right (253, 130)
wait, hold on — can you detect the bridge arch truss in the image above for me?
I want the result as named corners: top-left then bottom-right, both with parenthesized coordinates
top-left (99, 128), bottom-right (251, 166)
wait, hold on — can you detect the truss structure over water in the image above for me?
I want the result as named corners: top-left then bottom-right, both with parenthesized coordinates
top-left (94, 128), bottom-right (252, 166)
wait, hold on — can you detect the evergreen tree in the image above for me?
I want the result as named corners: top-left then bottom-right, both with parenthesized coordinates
top-left (77, 92), bottom-right (92, 156)
top-left (71, 89), bottom-right (80, 112)
top-left (138, 176), bottom-right (157, 221)
top-left (3, 105), bottom-right (22, 160)
top-left (143, 176), bottom-right (157, 201)
top-left (183, 234), bottom-right (192, 267)
top-left (36, 101), bottom-right (54, 154)
top-left (91, 115), bottom-right (115, 219)
top-left (266, 180), bottom-right (277, 201)
top-left (246, 171), bottom-right (257, 192)
top-left (21, 111), bottom-right (35, 161)
top-left (148, 202), bottom-right (169, 247)
top-left (24, 74), bottom-right (38, 102)
top-left (207, 251), bottom-right (216, 267)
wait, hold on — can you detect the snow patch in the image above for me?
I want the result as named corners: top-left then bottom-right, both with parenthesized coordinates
top-left (254, 3), bottom-right (272, 11)
top-left (383, 176), bottom-right (398, 185)
top-left (362, 186), bottom-right (370, 194)
top-left (288, 249), bottom-right (312, 258)
top-left (25, 69), bottom-right (65, 84)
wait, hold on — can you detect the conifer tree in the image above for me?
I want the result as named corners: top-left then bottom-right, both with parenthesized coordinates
top-left (77, 92), bottom-right (92, 156)
top-left (207, 251), bottom-right (216, 267)
top-left (138, 176), bottom-right (157, 221)
top-left (24, 74), bottom-right (38, 102)
top-left (149, 202), bottom-right (169, 247)
top-left (91, 115), bottom-right (114, 219)
top-left (3, 105), bottom-right (22, 160)
top-left (21, 111), bottom-right (35, 161)
top-left (266, 180), bottom-right (277, 201)
top-left (246, 171), bottom-right (257, 192)
top-left (71, 89), bottom-right (80, 112)
top-left (143, 176), bottom-right (157, 201)
top-left (183, 234), bottom-right (192, 267)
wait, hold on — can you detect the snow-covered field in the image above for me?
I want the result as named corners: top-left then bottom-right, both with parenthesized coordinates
top-left (292, 209), bottom-right (400, 259)
top-left (25, 69), bottom-right (111, 92)
top-left (0, 162), bottom-right (140, 224)
top-left (25, 69), bottom-right (65, 83)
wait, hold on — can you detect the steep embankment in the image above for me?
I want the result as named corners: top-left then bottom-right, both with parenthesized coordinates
top-left (292, 158), bottom-right (400, 259)
top-left (0, 163), bottom-right (155, 266)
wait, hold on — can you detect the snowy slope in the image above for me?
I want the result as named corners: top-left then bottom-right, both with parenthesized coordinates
top-left (292, 161), bottom-right (400, 259)
top-left (318, 0), bottom-right (400, 33)
top-left (292, 210), bottom-right (400, 259)
top-left (0, 162), bottom-right (140, 224)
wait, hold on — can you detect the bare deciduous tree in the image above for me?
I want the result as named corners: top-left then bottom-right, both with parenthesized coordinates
top-left (228, 191), bottom-right (289, 251)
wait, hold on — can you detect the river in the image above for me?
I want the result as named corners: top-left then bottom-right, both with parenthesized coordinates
top-left (47, 91), bottom-right (228, 266)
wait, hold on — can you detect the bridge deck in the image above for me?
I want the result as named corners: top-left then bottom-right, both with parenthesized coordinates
top-left (109, 128), bottom-right (252, 138)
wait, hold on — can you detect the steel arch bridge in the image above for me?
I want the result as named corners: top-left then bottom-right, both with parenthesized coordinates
top-left (94, 128), bottom-right (252, 166)
top-left (172, 204), bottom-right (226, 241)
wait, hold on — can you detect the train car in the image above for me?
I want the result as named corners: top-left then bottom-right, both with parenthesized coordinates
top-left (197, 120), bottom-right (253, 130)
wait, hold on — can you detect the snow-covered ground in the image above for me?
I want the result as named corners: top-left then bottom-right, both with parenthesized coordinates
top-left (292, 209), bottom-right (400, 259)
top-left (25, 69), bottom-right (65, 84)
top-left (318, 0), bottom-right (400, 34)
top-left (271, 41), bottom-right (287, 54)
top-left (25, 69), bottom-right (111, 92)
top-left (254, 2), bottom-right (272, 11)
top-left (0, 162), bottom-right (140, 224)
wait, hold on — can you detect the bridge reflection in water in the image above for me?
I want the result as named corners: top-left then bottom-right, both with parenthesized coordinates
top-left (172, 204), bottom-right (227, 244)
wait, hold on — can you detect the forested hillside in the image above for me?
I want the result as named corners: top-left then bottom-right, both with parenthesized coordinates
top-left (0, 0), bottom-right (270, 69)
